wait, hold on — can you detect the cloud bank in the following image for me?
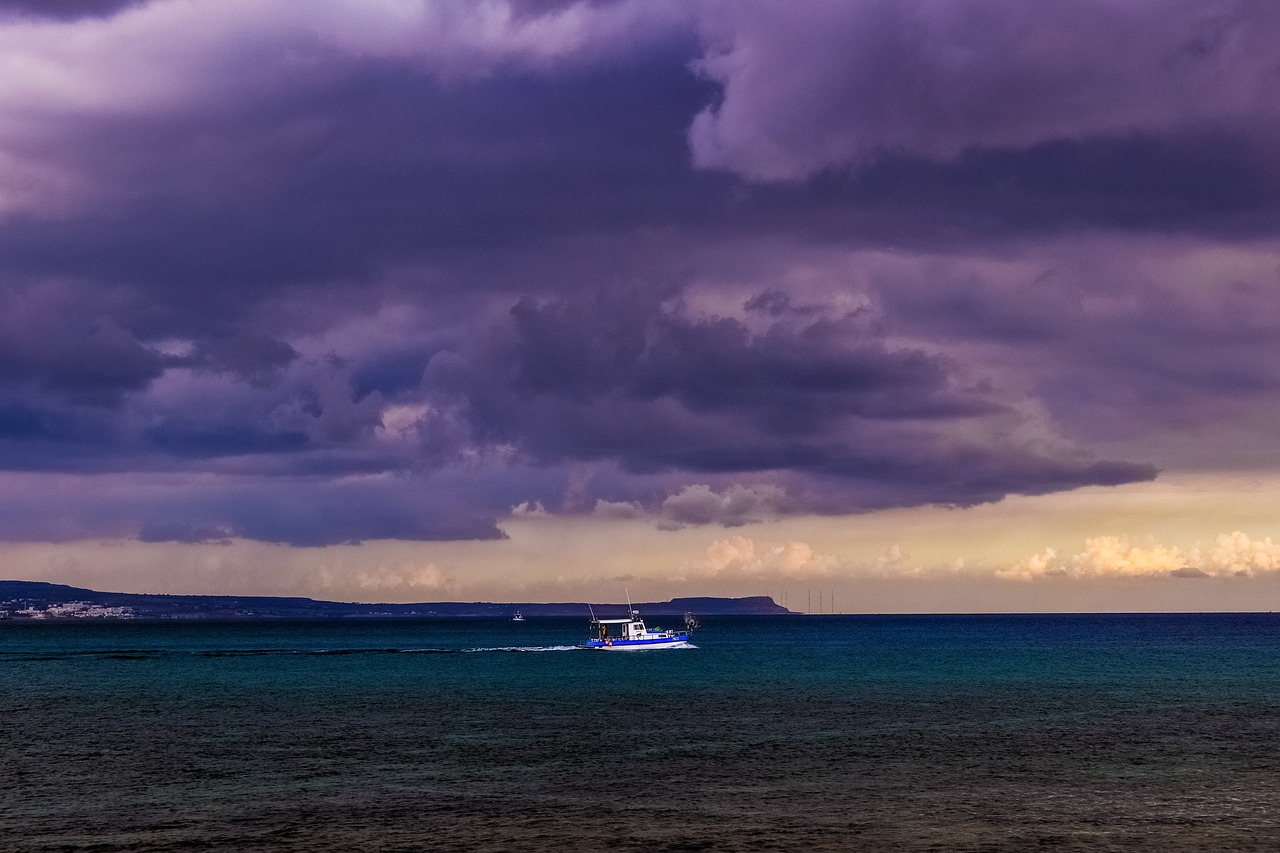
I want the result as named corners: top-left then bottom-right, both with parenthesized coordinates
top-left (1004, 532), bottom-right (1280, 581)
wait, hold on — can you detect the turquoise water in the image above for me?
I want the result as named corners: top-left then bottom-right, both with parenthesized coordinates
top-left (4, 614), bottom-right (1280, 851)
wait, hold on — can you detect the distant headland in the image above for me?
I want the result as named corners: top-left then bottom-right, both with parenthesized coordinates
top-left (0, 580), bottom-right (792, 620)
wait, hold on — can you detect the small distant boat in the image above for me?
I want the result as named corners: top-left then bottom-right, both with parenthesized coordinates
top-left (511, 611), bottom-right (525, 622)
top-left (583, 605), bottom-right (695, 650)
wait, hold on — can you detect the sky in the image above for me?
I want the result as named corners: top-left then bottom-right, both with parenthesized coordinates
top-left (3, 0), bottom-right (1280, 611)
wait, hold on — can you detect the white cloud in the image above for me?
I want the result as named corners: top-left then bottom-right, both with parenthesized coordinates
top-left (376, 403), bottom-right (431, 444)
top-left (1202, 531), bottom-right (1280, 576)
top-left (510, 500), bottom-right (551, 518)
top-left (352, 561), bottom-right (451, 591)
top-left (688, 535), bottom-right (835, 579)
top-left (874, 543), bottom-right (908, 572)
top-left (1001, 531), bottom-right (1280, 580)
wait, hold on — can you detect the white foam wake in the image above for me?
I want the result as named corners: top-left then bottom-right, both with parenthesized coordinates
top-left (459, 644), bottom-right (585, 653)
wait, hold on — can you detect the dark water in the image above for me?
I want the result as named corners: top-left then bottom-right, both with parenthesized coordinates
top-left (4, 614), bottom-right (1280, 851)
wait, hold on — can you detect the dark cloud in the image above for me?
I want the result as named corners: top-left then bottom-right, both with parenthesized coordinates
top-left (188, 334), bottom-right (299, 384)
top-left (690, 0), bottom-right (1280, 181)
top-left (0, 293), bottom-right (164, 404)
top-left (217, 487), bottom-right (506, 547)
top-left (873, 235), bottom-right (1280, 459)
top-left (0, 43), bottom-right (718, 315)
top-left (145, 420), bottom-right (310, 459)
top-left (660, 483), bottom-right (782, 527)
top-left (1170, 566), bottom-right (1210, 578)
top-left (0, 0), bottom-right (1274, 545)
top-left (788, 133), bottom-right (1280, 244)
top-left (137, 522), bottom-right (233, 545)
top-left (441, 291), bottom-right (1156, 514)
top-left (632, 313), bottom-right (996, 422)
top-left (506, 290), bottom-right (994, 427)
top-left (0, 404), bottom-right (45, 440)
top-left (0, 0), bottom-right (148, 21)
top-left (0, 469), bottom-right (508, 546)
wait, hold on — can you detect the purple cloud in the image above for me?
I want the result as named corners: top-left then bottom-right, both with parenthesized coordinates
top-left (442, 290), bottom-right (1156, 513)
top-left (690, 0), bottom-right (1280, 181)
top-left (0, 0), bottom-right (146, 22)
top-left (0, 282), bottom-right (164, 403)
top-left (1, 0), bottom-right (1276, 547)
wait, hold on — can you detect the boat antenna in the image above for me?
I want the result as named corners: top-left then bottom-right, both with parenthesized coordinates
top-left (626, 587), bottom-right (637, 618)
top-left (588, 602), bottom-right (597, 622)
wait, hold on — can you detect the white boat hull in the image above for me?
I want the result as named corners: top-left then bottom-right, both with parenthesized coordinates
top-left (583, 635), bottom-right (692, 650)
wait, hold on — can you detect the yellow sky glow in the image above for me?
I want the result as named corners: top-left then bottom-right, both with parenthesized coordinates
top-left (6, 472), bottom-right (1280, 613)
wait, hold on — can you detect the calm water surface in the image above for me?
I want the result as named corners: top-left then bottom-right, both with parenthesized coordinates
top-left (4, 614), bottom-right (1280, 851)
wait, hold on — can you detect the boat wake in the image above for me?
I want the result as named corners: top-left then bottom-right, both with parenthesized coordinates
top-left (456, 644), bottom-right (585, 654)
top-left (2, 640), bottom-right (700, 662)
top-left (303, 644), bottom-right (589, 655)
top-left (1, 644), bottom-right (590, 661)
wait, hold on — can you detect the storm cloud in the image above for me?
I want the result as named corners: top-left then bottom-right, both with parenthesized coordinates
top-left (0, 0), bottom-right (1274, 546)
top-left (690, 0), bottom-right (1280, 181)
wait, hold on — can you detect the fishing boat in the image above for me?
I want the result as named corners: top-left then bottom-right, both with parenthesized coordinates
top-left (511, 611), bottom-right (525, 622)
top-left (583, 605), bottom-right (695, 650)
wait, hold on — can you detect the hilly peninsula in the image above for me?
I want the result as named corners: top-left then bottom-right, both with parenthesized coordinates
top-left (0, 580), bottom-right (792, 620)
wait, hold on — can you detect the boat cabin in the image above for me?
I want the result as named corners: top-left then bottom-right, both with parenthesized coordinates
top-left (594, 616), bottom-right (656, 642)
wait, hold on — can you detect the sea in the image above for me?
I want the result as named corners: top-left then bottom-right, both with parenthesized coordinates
top-left (4, 613), bottom-right (1280, 852)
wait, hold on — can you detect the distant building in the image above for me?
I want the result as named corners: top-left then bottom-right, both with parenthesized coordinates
top-left (4, 601), bottom-right (135, 619)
